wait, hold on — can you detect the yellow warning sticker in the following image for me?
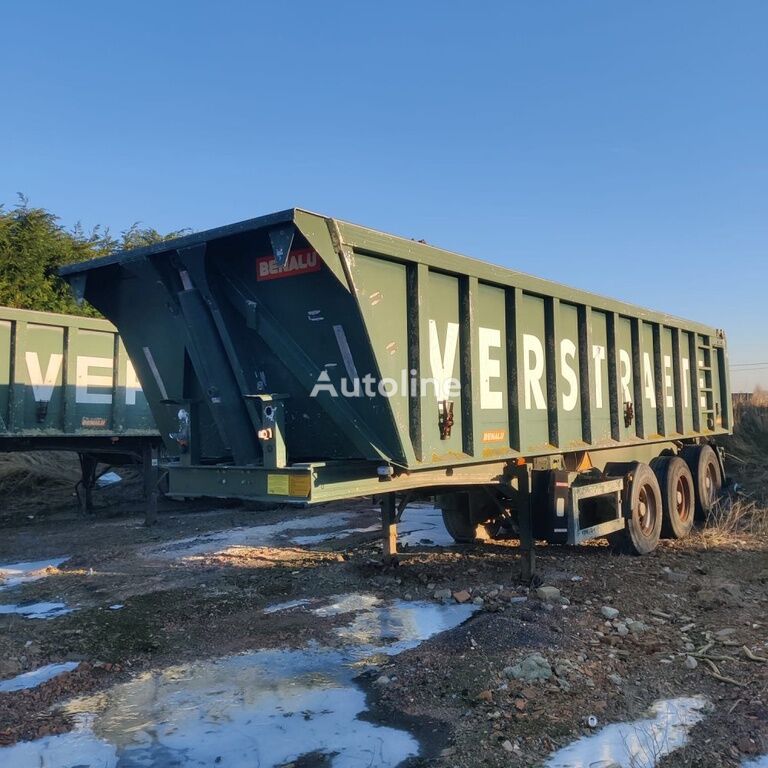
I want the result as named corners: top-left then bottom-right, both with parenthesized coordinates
top-left (289, 474), bottom-right (312, 498)
top-left (267, 474), bottom-right (290, 496)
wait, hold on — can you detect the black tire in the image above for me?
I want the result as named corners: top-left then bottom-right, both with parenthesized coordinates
top-left (438, 493), bottom-right (499, 543)
top-left (605, 462), bottom-right (662, 555)
top-left (680, 444), bottom-right (723, 520)
top-left (650, 456), bottom-right (695, 539)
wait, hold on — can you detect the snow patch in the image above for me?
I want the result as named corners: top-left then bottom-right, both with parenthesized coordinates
top-left (545, 696), bottom-right (710, 768)
top-left (0, 662), bottom-right (80, 693)
top-left (0, 602), bottom-right (74, 620)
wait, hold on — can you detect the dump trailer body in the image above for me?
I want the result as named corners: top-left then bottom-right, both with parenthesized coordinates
top-left (0, 306), bottom-right (161, 518)
top-left (0, 306), bottom-right (157, 445)
top-left (60, 209), bottom-right (730, 507)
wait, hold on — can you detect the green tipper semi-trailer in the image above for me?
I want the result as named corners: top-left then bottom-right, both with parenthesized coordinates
top-left (0, 306), bottom-right (160, 514)
top-left (61, 209), bottom-right (730, 574)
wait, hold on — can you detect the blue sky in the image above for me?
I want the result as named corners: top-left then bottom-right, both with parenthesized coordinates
top-left (1, 1), bottom-right (766, 390)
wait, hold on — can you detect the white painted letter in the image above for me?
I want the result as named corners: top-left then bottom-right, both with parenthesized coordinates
top-left (681, 358), bottom-right (690, 408)
top-left (523, 334), bottom-right (546, 410)
top-left (76, 356), bottom-right (113, 404)
top-left (592, 345), bottom-right (606, 409)
top-left (478, 326), bottom-right (503, 410)
top-left (619, 349), bottom-right (632, 403)
top-left (560, 338), bottom-right (578, 412)
top-left (643, 352), bottom-right (656, 408)
top-left (663, 355), bottom-right (674, 408)
top-left (125, 359), bottom-right (142, 405)
top-left (25, 352), bottom-right (63, 402)
top-left (429, 320), bottom-right (460, 400)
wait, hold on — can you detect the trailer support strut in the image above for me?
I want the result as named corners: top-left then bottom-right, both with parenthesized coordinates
top-left (511, 464), bottom-right (536, 582)
top-left (381, 493), bottom-right (398, 562)
top-left (143, 441), bottom-right (158, 526)
top-left (77, 453), bottom-right (97, 514)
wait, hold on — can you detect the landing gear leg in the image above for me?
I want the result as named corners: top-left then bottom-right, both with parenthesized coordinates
top-left (511, 464), bottom-right (536, 583)
top-left (381, 493), bottom-right (398, 563)
top-left (77, 453), bottom-right (98, 515)
top-left (142, 441), bottom-right (158, 527)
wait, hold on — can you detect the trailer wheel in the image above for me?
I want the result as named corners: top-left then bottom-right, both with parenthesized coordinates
top-left (650, 456), bottom-right (695, 539)
top-left (605, 462), bottom-right (662, 555)
top-left (438, 493), bottom-right (500, 543)
top-left (680, 445), bottom-right (723, 520)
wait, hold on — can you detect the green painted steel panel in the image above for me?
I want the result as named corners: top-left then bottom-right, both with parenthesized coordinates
top-left (558, 302), bottom-right (582, 448)
top-left (425, 271), bottom-right (463, 459)
top-left (659, 327), bottom-right (675, 436)
top-left (59, 209), bottom-right (731, 479)
top-left (615, 317), bottom-right (634, 443)
top-left (641, 321), bottom-right (658, 438)
top-left (476, 283), bottom-right (508, 457)
top-left (0, 306), bottom-right (157, 439)
top-left (590, 311), bottom-right (611, 444)
top-left (679, 331), bottom-right (695, 435)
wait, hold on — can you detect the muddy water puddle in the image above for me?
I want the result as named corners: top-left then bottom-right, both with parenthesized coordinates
top-left (0, 595), bottom-right (476, 767)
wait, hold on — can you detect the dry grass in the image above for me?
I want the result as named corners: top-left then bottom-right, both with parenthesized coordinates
top-left (0, 451), bottom-right (80, 496)
top-left (706, 498), bottom-right (768, 538)
top-left (0, 451), bottom-right (145, 522)
top-left (704, 399), bottom-right (768, 542)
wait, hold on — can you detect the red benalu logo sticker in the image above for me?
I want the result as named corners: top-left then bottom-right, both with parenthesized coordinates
top-left (256, 248), bottom-right (322, 281)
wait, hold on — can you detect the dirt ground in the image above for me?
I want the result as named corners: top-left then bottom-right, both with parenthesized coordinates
top-left (0, 484), bottom-right (766, 766)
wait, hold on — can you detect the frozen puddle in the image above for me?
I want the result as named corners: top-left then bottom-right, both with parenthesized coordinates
top-left (0, 597), bottom-right (476, 767)
top-left (313, 593), bottom-right (382, 617)
top-left (0, 557), bottom-right (70, 591)
top-left (149, 511), bottom-right (362, 559)
top-left (150, 505), bottom-right (460, 562)
top-left (288, 505), bottom-right (467, 549)
top-left (292, 524), bottom-right (380, 546)
top-left (545, 696), bottom-right (710, 768)
top-left (262, 594), bottom-right (379, 617)
top-left (0, 601), bottom-right (74, 619)
top-left (262, 598), bottom-right (311, 614)
top-left (398, 504), bottom-right (455, 547)
top-left (0, 557), bottom-right (75, 620)
top-left (332, 597), bottom-right (476, 655)
top-left (0, 662), bottom-right (79, 693)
